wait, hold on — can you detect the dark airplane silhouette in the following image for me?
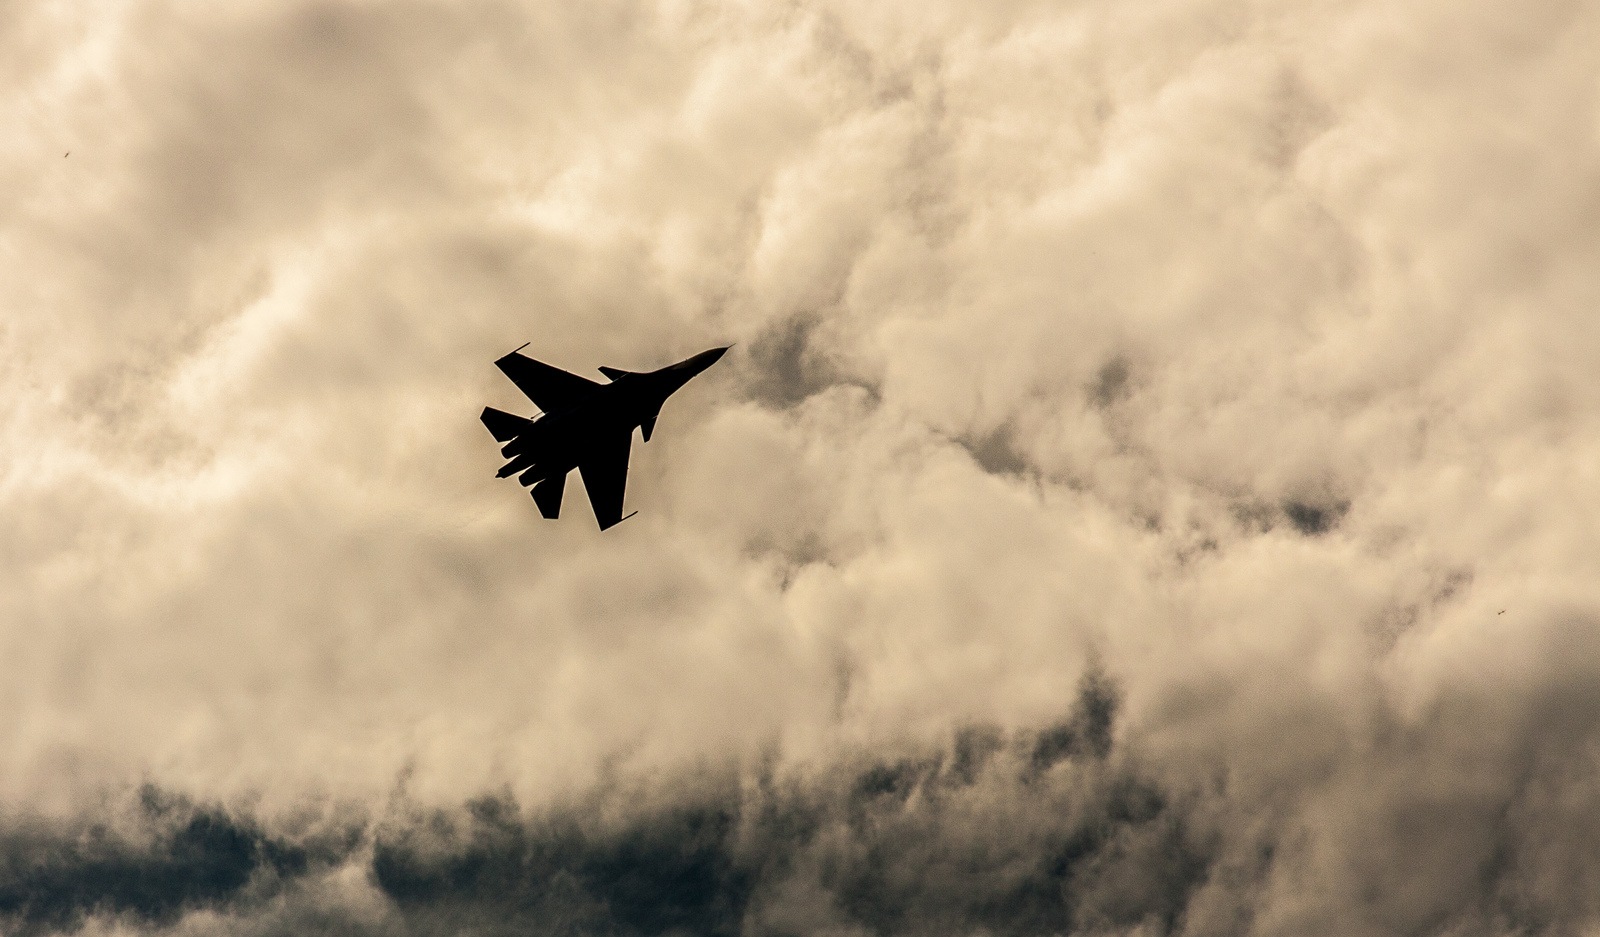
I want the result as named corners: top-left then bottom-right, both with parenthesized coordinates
top-left (481, 345), bottom-right (730, 529)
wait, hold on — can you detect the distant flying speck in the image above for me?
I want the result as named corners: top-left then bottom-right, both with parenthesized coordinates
top-left (481, 345), bottom-right (730, 530)
top-left (64, 152), bottom-right (69, 157)
top-left (1498, 609), bottom-right (1505, 614)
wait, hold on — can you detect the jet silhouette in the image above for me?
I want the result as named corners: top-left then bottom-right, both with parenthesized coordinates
top-left (481, 345), bottom-right (729, 529)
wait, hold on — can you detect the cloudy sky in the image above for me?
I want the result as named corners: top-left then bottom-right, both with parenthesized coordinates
top-left (3, 0), bottom-right (1599, 934)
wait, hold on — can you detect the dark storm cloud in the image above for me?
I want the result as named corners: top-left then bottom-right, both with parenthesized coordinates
top-left (0, 786), bottom-right (353, 935)
top-left (374, 791), bottom-right (751, 937)
top-left (364, 669), bottom-right (1215, 937)
top-left (0, 673), bottom-right (1218, 936)
top-left (11, 657), bottom-right (1600, 936)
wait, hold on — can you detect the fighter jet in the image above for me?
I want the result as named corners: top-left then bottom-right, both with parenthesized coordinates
top-left (481, 345), bottom-right (730, 529)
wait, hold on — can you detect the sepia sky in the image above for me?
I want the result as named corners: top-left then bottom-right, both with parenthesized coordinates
top-left (3, 0), bottom-right (1600, 934)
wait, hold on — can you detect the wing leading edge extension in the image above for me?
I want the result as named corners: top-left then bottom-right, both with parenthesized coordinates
top-left (577, 430), bottom-right (633, 530)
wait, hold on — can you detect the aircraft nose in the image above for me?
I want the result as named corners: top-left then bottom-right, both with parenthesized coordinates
top-left (665, 345), bottom-right (733, 377)
top-left (689, 346), bottom-right (730, 370)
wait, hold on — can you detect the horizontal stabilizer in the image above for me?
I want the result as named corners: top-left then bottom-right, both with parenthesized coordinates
top-left (598, 366), bottom-right (635, 381)
top-left (532, 473), bottom-right (566, 519)
top-left (481, 406), bottom-right (534, 442)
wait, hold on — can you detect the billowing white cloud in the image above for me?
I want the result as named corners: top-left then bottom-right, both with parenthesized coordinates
top-left (3, 0), bottom-right (1600, 933)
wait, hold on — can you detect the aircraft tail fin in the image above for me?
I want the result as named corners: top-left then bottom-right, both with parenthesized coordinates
top-left (531, 473), bottom-right (566, 519)
top-left (481, 406), bottom-right (535, 442)
top-left (598, 366), bottom-right (635, 381)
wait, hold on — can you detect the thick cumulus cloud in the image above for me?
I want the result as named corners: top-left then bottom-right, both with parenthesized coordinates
top-left (4, 0), bottom-right (1600, 933)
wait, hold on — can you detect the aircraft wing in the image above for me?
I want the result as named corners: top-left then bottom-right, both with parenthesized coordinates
top-left (578, 429), bottom-right (633, 530)
top-left (495, 351), bottom-right (602, 413)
